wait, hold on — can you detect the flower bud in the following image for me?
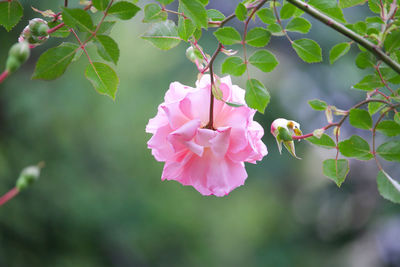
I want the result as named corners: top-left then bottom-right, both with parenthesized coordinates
top-left (6, 56), bottom-right (21, 73)
top-left (333, 126), bottom-right (340, 137)
top-left (271, 118), bottom-right (302, 159)
top-left (19, 18), bottom-right (49, 47)
top-left (313, 128), bottom-right (325, 138)
top-left (16, 165), bottom-right (41, 191)
top-left (9, 41), bottom-right (30, 62)
top-left (325, 107), bottom-right (333, 123)
top-left (29, 18), bottom-right (49, 36)
top-left (221, 48), bottom-right (238, 56)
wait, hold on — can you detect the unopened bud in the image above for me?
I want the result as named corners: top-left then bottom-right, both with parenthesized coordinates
top-left (271, 118), bottom-right (302, 159)
top-left (325, 107), bottom-right (333, 123)
top-left (16, 165), bottom-right (41, 191)
top-left (331, 106), bottom-right (347, 116)
top-left (19, 18), bottom-right (49, 47)
top-left (6, 56), bottom-right (21, 73)
top-left (29, 18), bottom-right (49, 36)
top-left (333, 126), bottom-right (340, 137)
top-left (9, 41), bottom-right (30, 62)
top-left (313, 128), bottom-right (325, 138)
top-left (220, 48), bottom-right (238, 56)
top-left (212, 84), bottom-right (223, 100)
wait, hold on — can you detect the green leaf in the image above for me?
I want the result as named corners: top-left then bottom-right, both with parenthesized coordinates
top-left (377, 170), bottom-right (400, 204)
top-left (207, 9), bottom-right (225, 21)
top-left (349, 108), bottom-right (372, 130)
top-left (97, 21), bottom-right (116, 35)
top-left (384, 30), bottom-right (400, 53)
top-left (291, 38), bottom-right (322, 63)
top-left (395, 113), bottom-right (400, 125)
top-left (179, 0), bottom-right (208, 28)
top-left (339, 0), bottom-right (366, 8)
top-left (338, 135), bottom-right (373, 160)
top-left (267, 23), bottom-right (284, 36)
top-left (246, 27), bottom-right (271, 47)
top-left (377, 141), bottom-right (400, 161)
top-left (376, 120), bottom-right (400, 137)
top-left (306, 134), bottom-right (336, 149)
top-left (353, 74), bottom-right (383, 91)
top-left (92, 0), bottom-right (110, 11)
top-left (323, 159), bottom-right (350, 187)
top-left (213, 27), bottom-right (242, 45)
top-left (308, 99), bottom-right (328, 110)
top-left (368, 0), bottom-right (381, 13)
top-left (158, 0), bottom-right (174, 5)
top-left (221, 57), bottom-right (247, 76)
top-left (308, 0), bottom-right (346, 23)
top-left (286, 17), bottom-right (311, 34)
top-left (62, 8), bottom-right (94, 32)
top-left (142, 20), bottom-right (181, 50)
top-left (108, 1), bottom-right (140, 20)
top-left (94, 35), bottom-right (120, 64)
top-left (225, 101), bottom-right (244, 107)
top-left (256, 8), bottom-right (275, 24)
top-left (235, 2), bottom-right (247, 21)
top-left (245, 79), bottom-right (270, 113)
top-left (248, 50), bottom-right (279, 73)
top-left (143, 3), bottom-right (167, 23)
top-left (280, 3), bottom-right (296, 19)
top-left (198, 0), bottom-right (209, 5)
top-left (47, 21), bottom-right (70, 38)
top-left (329, 42), bottom-right (350, 64)
top-left (353, 21), bottom-right (367, 35)
top-left (32, 43), bottom-right (78, 80)
top-left (368, 97), bottom-right (384, 115)
top-left (178, 16), bottom-right (195, 41)
top-left (0, 0), bottom-right (23, 31)
top-left (355, 51), bottom-right (375, 69)
top-left (85, 62), bottom-right (119, 100)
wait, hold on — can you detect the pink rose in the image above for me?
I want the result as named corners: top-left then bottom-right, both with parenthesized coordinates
top-left (146, 75), bottom-right (268, 196)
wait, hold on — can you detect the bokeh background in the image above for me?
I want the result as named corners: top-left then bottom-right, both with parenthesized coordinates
top-left (1, 1), bottom-right (400, 266)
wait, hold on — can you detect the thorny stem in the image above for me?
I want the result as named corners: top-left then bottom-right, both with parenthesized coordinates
top-left (204, 43), bottom-right (222, 130)
top-left (292, 99), bottom-right (392, 140)
top-left (273, 0), bottom-right (292, 42)
top-left (375, 63), bottom-right (396, 95)
top-left (242, 0), bottom-right (268, 80)
top-left (286, 0), bottom-right (400, 75)
top-left (47, 3), bottom-right (92, 34)
top-left (204, 0), bottom-right (268, 129)
top-left (84, 0), bottom-right (114, 44)
top-left (70, 29), bottom-right (94, 65)
top-left (162, 8), bottom-right (186, 18)
top-left (47, 22), bottom-right (65, 34)
top-left (372, 111), bottom-right (387, 171)
top-left (0, 187), bottom-right (19, 207)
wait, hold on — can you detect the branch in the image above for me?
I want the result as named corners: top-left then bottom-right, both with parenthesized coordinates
top-left (286, 0), bottom-right (400, 75)
top-left (292, 99), bottom-right (392, 140)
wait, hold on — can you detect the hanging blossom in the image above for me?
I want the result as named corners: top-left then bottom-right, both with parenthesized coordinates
top-left (146, 75), bottom-right (267, 196)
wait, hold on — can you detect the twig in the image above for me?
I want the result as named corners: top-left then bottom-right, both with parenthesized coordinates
top-left (286, 0), bottom-right (400, 74)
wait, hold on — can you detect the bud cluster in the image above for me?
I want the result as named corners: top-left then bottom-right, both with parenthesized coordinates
top-left (5, 18), bottom-right (50, 74)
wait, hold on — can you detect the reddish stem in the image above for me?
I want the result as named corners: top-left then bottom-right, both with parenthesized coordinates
top-left (292, 123), bottom-right (336, 140)
top-left (0, 187), bottom-right (19, 207)
top-left (0, 70), bottom-right (9, 84)
top-left (47, 22), bottom-right (65, 34)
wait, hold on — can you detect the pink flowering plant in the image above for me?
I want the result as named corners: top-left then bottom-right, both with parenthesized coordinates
top-left (146, 75), bottom-right (267, 196)
top-left (0, 0), bottom-right (400, 204)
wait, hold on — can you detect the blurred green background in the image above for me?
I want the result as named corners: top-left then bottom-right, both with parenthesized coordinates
top-left (1, 1), bottom-right (399, 266)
